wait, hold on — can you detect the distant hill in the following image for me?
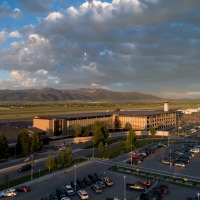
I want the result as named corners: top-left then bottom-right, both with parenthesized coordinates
top-left (0, 88), bottom-right (161, 102)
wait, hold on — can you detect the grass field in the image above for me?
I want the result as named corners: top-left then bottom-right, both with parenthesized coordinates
top-left (0, 100), bottom-right (199, 122)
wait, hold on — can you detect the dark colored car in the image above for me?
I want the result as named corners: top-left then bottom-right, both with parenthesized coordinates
top-left (91, 183), bottom-right (102, 193)
top-left (88, 174), bottom-right (99, 183)
top-left (15, 185), bottom-right (30, 192)
top-left (157, 184), bottom-right (169, 194)
top-left (55, 187), bottom-right (67, 198)
top-left (77, 179), bottom-right (86, 188)
top-left (71, 181), bottom-right (81, 192)
top-left (17, 164), bottom-right (31, 172)
top-left (83, 176), bottom-right (93, 186)
top-left (49, 193), bottom-right (59, 200)
top-left (126, 183), bottom-right (147, 191)
top-left (127, 159), bottom-right (138, 165)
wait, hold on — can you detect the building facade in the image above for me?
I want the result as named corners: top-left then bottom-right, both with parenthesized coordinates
top-left (33, 103), bottom-right (177, 137)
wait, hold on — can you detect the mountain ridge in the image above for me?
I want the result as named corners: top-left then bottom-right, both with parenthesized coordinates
top-left (0, 88), bottom-right (161, 102)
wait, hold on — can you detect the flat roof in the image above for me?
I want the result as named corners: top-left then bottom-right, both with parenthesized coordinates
top-left (34, 109), bottom-right (177, 120)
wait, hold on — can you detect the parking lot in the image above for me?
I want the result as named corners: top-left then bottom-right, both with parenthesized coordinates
top-left (2, 141), bottom-right (200, 200)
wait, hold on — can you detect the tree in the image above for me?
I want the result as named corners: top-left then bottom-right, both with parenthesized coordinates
top-left (72, 124), bottom-right (82, 137)
top-left (80, 127), bottom-right (89, 137)
top-left (126, 129), bottom-right (137, 151)
top-left (45, 153), bottom-right (55, 172)
top-left (65, 147), bottom-right (72, 166)
top-left (56, 151), bottom-right (65, 169)
top-left (16, 130), bottom-right (31, 156)
top-left (150, 127), bottom-right (156, 137)
top-left (92, 121), bottom-right (109, 145)
top-left (0, 134), bottom-right (9, 161)
top-left (98, 141), bottom-right (104, 155)
top-left (30, 133), bottom-right (43, 153)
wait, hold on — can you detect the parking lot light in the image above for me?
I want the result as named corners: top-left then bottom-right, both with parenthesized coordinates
top-left (169, 149), bottom-right (172, 169)
top-left (74, 165), bottom-right (77, 194)
top-left (124, 176), bottom-right (126, 200)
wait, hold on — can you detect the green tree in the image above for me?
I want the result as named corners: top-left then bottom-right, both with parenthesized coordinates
top-left (65, 147), bottom-right (72, 166)
top-left (92, 121), bottom-right (109, 145)
top-left (16, 130), bottom-right (31, 156)
top-left (0, 134), bottom-right (9, 161)
top-left (80, 127), bottom-right (89, 137)
top-left (72, 124), bottom-right (82, 137)
top-left (98, 141), bottom-right (104, 155)
top-left (126, 129), bottom-right (137, 151)
top-left (45, 153), bottom-right (55, 172)
top-left (30, 133), bottom-right (43, 153)
top-left (150, 127), bottom-right (156, 137)
top-left (56, 151), bottom-right (65, 169)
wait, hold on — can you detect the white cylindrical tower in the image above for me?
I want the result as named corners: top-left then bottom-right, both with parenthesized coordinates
top-left (164, 101), bottom-right (169, 112)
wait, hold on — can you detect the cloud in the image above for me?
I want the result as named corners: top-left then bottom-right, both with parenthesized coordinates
top-left (0, 2), bottom-right (22, 19)
top-left (0, 0), bottom-right (200, 98)
top-left (17, 0), bottom-right (54, 13)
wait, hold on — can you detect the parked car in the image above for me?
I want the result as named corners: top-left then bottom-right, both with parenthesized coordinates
top-left (77, 179), bottom-right (86, 188)
top-left (49, 193), bottom-right (59, 200)
top-left (157, 143), bottom-right (166, 148)
top-left (96, 180), bottom-right (106, 189)
top-left (101, 177), bottom-right (113, 186)
top-left (137, 180), bottom-right (151, 188)
top-left (126, 183), bottom-right (147, 191)
top-left (173, 160), bottom-right (186, 168)
top-left (0, 189), bottom-right (17, 197)
top-left (17, 164), bottom-right (31, 172)
top-left (71, 181), bottom-right (81, 192)
top-left (88, 173), bottom-right (99, 183)
top-left (83, 176), bottom-right (93, 186)
top-left (56, 187), bottom-right (68, 199)
top-left (160, 158), bottom-right (171, 165)
top-left (189, 148), bottom-right (199, 153)
top-left (15, 185), bottom-right (30, 192)
top-left (157, 184), bottom-right (169, 194)
top-left (65, 185), bottom-right (74, 196)
top-left (77, 189), bottom-right (89, 199)
top-left (91, 183), bottom-right (102, 193)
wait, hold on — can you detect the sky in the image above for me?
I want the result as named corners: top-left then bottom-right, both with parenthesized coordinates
top-left (0, 0), bottom-right (200, 99)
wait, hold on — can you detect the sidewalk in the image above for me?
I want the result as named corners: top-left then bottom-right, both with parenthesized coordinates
top-left (15, 160), bottom-right (93, 188)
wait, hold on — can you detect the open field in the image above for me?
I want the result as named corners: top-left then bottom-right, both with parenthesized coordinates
top-left (0, 100), bottom-right (199, 122)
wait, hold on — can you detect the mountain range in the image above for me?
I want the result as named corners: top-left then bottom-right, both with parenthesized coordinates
top-left (0, 88), bottom-right (161, 102)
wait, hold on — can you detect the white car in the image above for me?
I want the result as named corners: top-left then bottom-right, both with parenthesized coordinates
top-left (77, 190), bottom-right (89, 199)
top-left (61, 197), bottom-right (70, 200)
top-left (0, 189), bottom-right (17, 197)
top-left (189, 148), bottom-right (199, 153)
top-left (65, 185), bottom-right (74, 196)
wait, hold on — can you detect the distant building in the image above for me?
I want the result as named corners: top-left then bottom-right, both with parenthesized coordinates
top-left (33, 102), bottom-right (177, 137)
top-left (178, 108), bottom-right (200, 115)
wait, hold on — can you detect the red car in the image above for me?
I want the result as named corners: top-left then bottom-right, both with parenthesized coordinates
top-left (137, 180), bottom-right (151, 188)
top-left (15, 185), bottom-right (30, 192)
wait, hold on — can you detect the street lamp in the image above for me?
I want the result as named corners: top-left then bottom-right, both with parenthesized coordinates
top-left (74, 165), bottom-right (77, 194)
top-left (130, 144), bottom-right (133, 165)
top-left (92, 140), bottom-right (94, 158)
top-left (31, 154), bottom-right (34, 180)
top-left (124, 176), bottom-right (126, 200)
top-left (169, 149), bottom-right (172, 170)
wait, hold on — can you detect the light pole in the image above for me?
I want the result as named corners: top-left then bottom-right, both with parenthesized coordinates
top-left (74, 165), bottom-right (77, 194)
top-left (130, 144), bottom-right (133, 165)
top-left (197, 193), bottom-right (200, 200)
top-left (124, 176), bottom-right (126, 200)
top-left (31, 154), bottom-right (33, 180)
top-left (169, 149), bottom-right (172, 170)
top-left (92, 140), bottom-right (94, 158)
